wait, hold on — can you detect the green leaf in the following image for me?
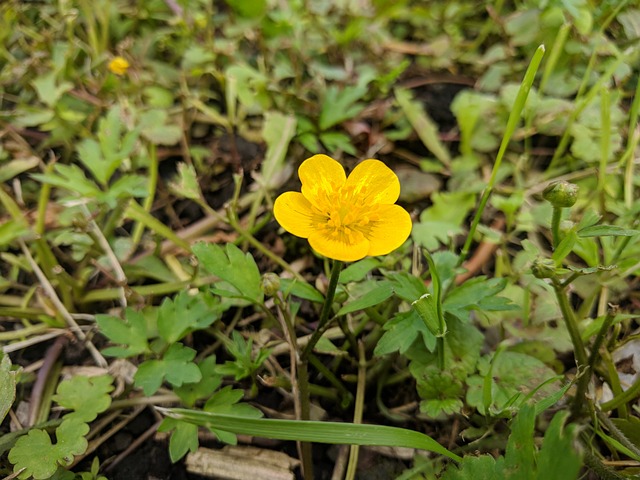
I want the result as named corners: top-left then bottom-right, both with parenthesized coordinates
top-left (169, 163), bottom-right (201, 200)
top-left (339, 258), bottom-right (381, 283)
top-left (139, 109), bottom-right (182, 145)
top-left (32, 71), bottom-right (72, 108)
top-left (9, 419), bottom-right (89, 479)
top-left (395, 88), bottom-right (451, 166)
top-left (257, 112), bottom-right (297, 189)
top-left (413, 192), bottom-right (476, 250)
top-left (535, 412), bottom-right (582, 480)
top-left (578, 225), bottom-right (639, 238)
top-left (384, 271), bottom-right (427, 303)
top-left (552, 229), bottom-right (577, 265)
top-left (134, 343), bottom-right (202, 396)
top-left (441, 454), bottom-right (504, 480)
top-left (158, 408), bottom-right (461, 462)
top-left (193, 242), bottom-right (263, 303)
top-left (157, 291), bottom-right (220, 344)
top-left (416, 367), bottom-right (464, 417)
top-left (374, 311), bottom-right (436, 356)
top-left (0, 220), bottom-right (30, 246)
top-left (157, 418), bottom-right (199, 463)
top-left (319, 84), bottom-right (368, 130)
top-left (52, 375), bottom-right (114, 422)
top-left (412, 293), bottom-right (444, 337)
top-left (54, 419), bottom-right (90, 466)
top-left (9, 428), bottom-right (60, 479)
top-left (337, 282), bottom-right (394, 316)
top-left (280, 278), bottom-right (324, 303)
top-left (444, 277), bottom-right (515, 320)
top-left (0, 353), bottom-right (17, 424)
top-left (31, 164), bottom-right (101, 198)
top-left (503, 404), bottom-right (535, 480)
top-left (173, 356), bottom-right (223, 407)
top-left (0, 157), bottom-right (39, 183)
top-left (466, 352), bottom-right (558, 415)
top-left (96, 308), bottom-right (150, 357)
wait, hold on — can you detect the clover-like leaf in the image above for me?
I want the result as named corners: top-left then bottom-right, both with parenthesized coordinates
top-left (9, 419), bottom-right (89, 479)
top-left (134, 343), bottom-right (202, 396)
top-left (52, 375), bottom-right (114, 422)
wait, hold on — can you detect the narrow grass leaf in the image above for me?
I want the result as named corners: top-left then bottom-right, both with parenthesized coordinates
top-left (158, 408), bottom-right (461, 462)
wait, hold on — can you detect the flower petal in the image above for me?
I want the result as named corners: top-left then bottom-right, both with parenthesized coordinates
top-left (345, 159), bottom-right (400, 205)
top-left (273, 192), bottom-right (317, 238)
top-left (299, 154), bottom-right (346, 209)
top-left (365, 204), bottom-right (412, 256)
top-left (308, 230), bottom-right (370, 262)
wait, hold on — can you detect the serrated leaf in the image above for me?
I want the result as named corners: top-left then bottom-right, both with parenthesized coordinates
top-left (384, 271), bottom-right (427, 303)
top-left (504, 404), bottom-right (535, 479)
top-left (96, 308), bottom-right (150, 358)
top-left (319, 84), bottom-right (367, 130)
top-left (134, 343), bottom-right (202, 396)
top-left (535, 412), bottom-right (582, 480)
top-left (157, 291), bottom-right (220, 344)
top-left (169, 163), bottom-right (201, 200)
top-left (174, 356), bottom-right (223, 407)
top-left (31, 164), bottom-right (101, 198)
top-left (416, 367), bottom-right (464, 417)
top-left (52, 375), bottom-right (114, 422)
top-left (193, 242), bottom-right (263, 303)
top-left (374, 310), bottom-right (436, 356)
top-left (441, 454), bottom-right (504, 480)
top-left (466, 352), bottom-right (558, 415)
top-left (158, 418), bottom-right (199, 463)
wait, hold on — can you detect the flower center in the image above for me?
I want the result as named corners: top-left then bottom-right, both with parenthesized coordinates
top-left (315, 185), bottom-right (377, 244)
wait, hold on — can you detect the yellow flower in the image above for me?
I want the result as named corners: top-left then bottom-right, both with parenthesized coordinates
top-left (274, 154), bottom-right (412, 262)
top-left (108, 56), bottom-right (130, 76)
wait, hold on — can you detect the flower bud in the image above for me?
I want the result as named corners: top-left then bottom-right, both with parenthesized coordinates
top-left (531, 258), bottom-right (556, 279)
top-left (261, 273), bottom-right (281, 296)
top-left (543, 181), bottom-right (578, 208)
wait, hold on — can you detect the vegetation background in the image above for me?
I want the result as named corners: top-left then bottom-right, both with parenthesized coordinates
top-left (1, 0), bottom-right (639, 479)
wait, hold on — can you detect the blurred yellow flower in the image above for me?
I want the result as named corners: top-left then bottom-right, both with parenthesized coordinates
top-left (274, 154), bottom-right (412, 262)
top-left (108, 56), bottom-right (130, 76)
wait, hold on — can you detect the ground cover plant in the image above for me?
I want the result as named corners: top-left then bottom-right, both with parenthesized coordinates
top-left (1, 0), bottom-right (640, 479)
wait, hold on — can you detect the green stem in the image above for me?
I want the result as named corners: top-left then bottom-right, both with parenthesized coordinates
top-left (551, 206), bottom-right (562, 249)
top-left (302, 260), bottom-right (343, 361)
top-left (552, 278), bottom-right (588, 414)
top-left (574, 308), bottom-right (616, 418)
top-left (297, 259), bottom-right (342, 480)
top-left (459, 45), bottom-right (545, 266)
top-left (296, 360), bottom-right (315, 480)
top-left (345, 342), bottom-right (366, 480)
top-left (132, 143), bottom-right (159, 248)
